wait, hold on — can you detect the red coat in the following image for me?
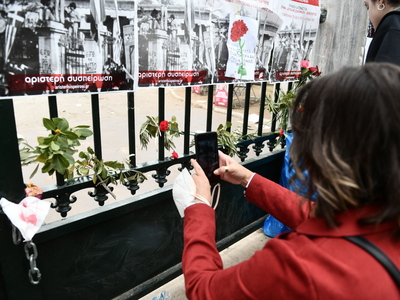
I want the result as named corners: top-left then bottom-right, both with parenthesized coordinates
top-left (182, 174), bottom-right (400, 299)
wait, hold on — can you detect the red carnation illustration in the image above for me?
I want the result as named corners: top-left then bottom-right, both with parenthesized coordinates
top-left (230, 19), bottom-right (249, 79)
top-left (230, 20), bottom-right (249, 42)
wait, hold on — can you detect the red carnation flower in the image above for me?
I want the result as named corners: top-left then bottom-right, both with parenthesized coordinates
top-left (309, 66), bottom-right (321, 76)
top-left (230, 20), bottom-right (249, 42)
top-left (171, 151), bottom-right (179, 159)
top-left (159, 120), bottom-right (169, 132)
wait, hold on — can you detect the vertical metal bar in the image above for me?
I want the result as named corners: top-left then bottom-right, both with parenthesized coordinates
top-left (48, 95), bottom-right (65, 186)
top-left (226, 84), bottom-right (234, 132)
top-left (0, 99), bottom-right (25, 202)
top-left (271, 83), bottom-right (280, 132)
top-left (257, 82), bottom-right (267, 136)
top-left (184, 87), bottom-right (191, 154)
top-left (127, 92), bottom-right (136, 167)
top-left (241, 83), bottom-right (251, 137)
top-left (158, 87), bottom-right (165, 161)
top-left (48, 95), bottom-right (58, 118)
top-left (206, 85), bottom-right (214, 131)
top-left (91, 93), bottom-right (102, 160)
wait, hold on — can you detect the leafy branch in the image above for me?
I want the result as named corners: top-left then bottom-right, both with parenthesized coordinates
top-left (75, 147), bottom-right (146, 199)
top-left (19, 117), bottom-right (146, 196)
top-left (139, 116), bottom-right (182, 151)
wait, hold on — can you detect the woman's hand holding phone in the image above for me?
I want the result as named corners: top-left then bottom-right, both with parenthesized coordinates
top-left (214, 151), bottom-right (254, 187)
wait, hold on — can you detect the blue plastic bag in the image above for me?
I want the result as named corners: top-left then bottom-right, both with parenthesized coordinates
top-left (263, 133), bottom-right (295, 237)
top-left (263, 133), bottom-right (316, 237)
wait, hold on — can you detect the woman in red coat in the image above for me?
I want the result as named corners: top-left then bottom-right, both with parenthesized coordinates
top-left (182, 63), bottom-right (400, 299)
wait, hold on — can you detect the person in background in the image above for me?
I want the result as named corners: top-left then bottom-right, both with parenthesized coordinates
top-left (182, 62), bottom-right (400, 299)
top-left (364, 0), bottom-right (400, 65)
top-left (40, 0), bottom-right (55, 22)
top-left (64, 2), bottom-right (80, 37)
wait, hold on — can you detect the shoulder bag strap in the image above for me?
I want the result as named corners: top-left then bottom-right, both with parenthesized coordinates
top-left (344, 235), bottom-right (400, 287)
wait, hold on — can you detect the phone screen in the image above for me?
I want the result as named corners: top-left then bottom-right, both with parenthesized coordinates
top-left (195, 132), bottom-right (220, 185)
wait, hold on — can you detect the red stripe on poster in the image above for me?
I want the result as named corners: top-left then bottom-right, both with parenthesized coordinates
top-left (291, 0), bottom-right (319, 6)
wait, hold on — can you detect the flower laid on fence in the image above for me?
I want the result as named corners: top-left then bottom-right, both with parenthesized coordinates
top-left (266, 60), bottom-right (322, 134)
top-left (25, 183), bottom-right (43, 199)
top-left (139, 116), bottom-right (241, 158)
top-left (19, 117), bottom-right (93, 180)
top-left (19, 117), bottom-right (145, 197)
top-left (230, 19), bottom-right (249, 79)
top-left (139, 116), bottom-right (183, 158)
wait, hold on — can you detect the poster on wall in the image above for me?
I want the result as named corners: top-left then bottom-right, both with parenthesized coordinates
top-left (270, 0), bottom-right (320, 82)
top-left (137, 0), bottom-right (213, 87)
top-left (211, 0), bottom-right (282, 83)
top-left (0, 0), bottom-right (136, 97)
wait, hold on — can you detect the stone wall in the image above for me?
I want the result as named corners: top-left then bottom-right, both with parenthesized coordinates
top-left (310, 0), bottom-right (369, 74)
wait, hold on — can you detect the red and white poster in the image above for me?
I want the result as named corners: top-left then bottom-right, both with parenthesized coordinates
top-left (211, 0), bottom-right (282, 83)
top-left (137, 0), bottom-right (213, 87)
top-left (0, 0), bottom-right (320, 97)
top-left (0, 0), bottom-right (135, 97)
top-left (270, 0), bottom-right (320, 82)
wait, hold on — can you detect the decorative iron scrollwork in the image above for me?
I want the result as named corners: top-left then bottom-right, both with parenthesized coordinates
top-left (253, 142), bottom-right (265, 156)
top-left (152, 167), bottom-right (171, 187)
top-left (238, 145), bottom-right (250, 162)
top-left (51, 193), bottom-right (77, 217)
top-left (88, 184), bottom-right (112, 206)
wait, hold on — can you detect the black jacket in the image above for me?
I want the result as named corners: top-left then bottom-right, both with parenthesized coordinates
top-left (366, 9), bottom-right (400, 66)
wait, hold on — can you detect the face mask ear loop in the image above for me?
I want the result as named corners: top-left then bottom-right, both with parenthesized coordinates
top-left (211, 183), bottom-right (221, 210)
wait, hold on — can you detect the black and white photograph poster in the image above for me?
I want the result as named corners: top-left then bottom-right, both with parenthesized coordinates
top-left (137, 0), bottom-right (213, 87)
top-left (211, 0), bottom-right (282, 83)
top-left (0, 0), bottom-right (137, 97)
top-left (270, 0), bottom-right (320, 82)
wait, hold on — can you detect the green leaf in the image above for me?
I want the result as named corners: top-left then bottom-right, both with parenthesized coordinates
top-left (50, 141), bottom-right (60, 151)
top-left (63, 131), bottom-right (79, 140)
top-left (37, 153), bottom-right (49, 163)
top-left (30, 164), bottom-right (40, 179)
top-left (74, 128), bottom-right (93, 139)
top-left (96, 165), bottom-right (103, 175)
top-left (101, 168), bottom-right (108, 179)
top-left (78, 167), bottom-right (90, 176)
top-left (104, 160), bottom-right (124, 169)
top-left (55, 118), bottom-right (69, 131)
top-left (42, 161), bottom-right (54, 174)
top-left (87, 147), bottom-right (95, 155)
top-left (63, 152), bottom-right (75, 165)
top-left (43, 118), bottom-right (56, 131)
top-left (52, 154), bottom-right (70, 174)
top-left (39, 136), bottom-right (54, 146)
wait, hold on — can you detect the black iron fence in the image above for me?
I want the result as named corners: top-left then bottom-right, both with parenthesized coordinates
top-left (0, 82), bottom-right (286, 299)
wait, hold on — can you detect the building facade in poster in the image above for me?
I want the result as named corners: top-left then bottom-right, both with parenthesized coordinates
top-left (0, 0), bottom-right (134, 97)
top-left (0, 0), bottom-right (320, 97)
top-left (270, 0), bottom-right (320, 82)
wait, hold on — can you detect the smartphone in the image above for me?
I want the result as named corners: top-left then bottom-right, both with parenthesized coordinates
top-left (194, 131), bottom-right (220, 186)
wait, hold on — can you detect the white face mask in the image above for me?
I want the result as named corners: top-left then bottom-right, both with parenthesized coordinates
top-left (172, 168), bottom-right (198, 218)
top-left (173, 168), bottom-right (220, 218)
top-left (0, 197), bottom-right (51, 242)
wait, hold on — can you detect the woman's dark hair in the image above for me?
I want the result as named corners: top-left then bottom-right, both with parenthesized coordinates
top-left (290, 63), bottom-right (400, 236)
